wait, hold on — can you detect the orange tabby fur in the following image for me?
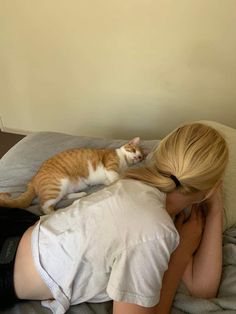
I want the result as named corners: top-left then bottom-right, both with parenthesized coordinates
top-left (0, 138), bottom-right (145, 214)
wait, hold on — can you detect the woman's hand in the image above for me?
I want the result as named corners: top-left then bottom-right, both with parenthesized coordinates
top-left (175, 206), bottom-right (205, 255)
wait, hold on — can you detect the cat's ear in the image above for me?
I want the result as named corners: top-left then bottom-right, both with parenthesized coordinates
top-left (129, 137), bottom-right (140, 145)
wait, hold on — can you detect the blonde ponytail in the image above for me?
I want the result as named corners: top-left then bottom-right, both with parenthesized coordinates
top-left (124, 123), bottom-right (229, 194)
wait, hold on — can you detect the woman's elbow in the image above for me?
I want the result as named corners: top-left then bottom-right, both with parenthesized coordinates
top-left (189, 285), bottom-right (218, 299)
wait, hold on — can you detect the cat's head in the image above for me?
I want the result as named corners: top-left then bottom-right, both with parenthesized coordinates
top-left (121, 137), bottom-right (146, 165)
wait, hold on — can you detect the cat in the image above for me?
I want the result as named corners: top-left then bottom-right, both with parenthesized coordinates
top-left (0, 137), bottom-right (145, 214)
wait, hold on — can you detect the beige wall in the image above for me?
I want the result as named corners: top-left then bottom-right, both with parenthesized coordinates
top-left (1, 0), bottom-right (236, 139)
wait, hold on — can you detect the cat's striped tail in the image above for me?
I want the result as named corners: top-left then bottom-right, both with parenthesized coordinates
top-left (0, 184), bottom-right (36, 208)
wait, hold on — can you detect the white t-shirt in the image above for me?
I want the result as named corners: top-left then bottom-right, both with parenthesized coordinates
top-left (31, 179), bottom-right (179, 314)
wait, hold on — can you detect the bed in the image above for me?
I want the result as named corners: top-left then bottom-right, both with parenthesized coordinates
top-left (0, 121), bottom-right (236, 314)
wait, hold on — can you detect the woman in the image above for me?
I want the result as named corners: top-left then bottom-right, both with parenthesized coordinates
top-left (0, 122), bottom-right (228, 314)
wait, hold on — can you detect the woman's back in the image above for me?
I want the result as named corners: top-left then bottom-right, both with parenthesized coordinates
top-left (14, 179), bottom-right (179, 313)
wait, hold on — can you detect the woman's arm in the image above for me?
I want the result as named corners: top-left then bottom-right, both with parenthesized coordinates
top-left (113, 207), bottom-right (204, 314)
top-left (113, 245), bottom-right (191, 314)
top-left (182, 184), bottom-right (223, 298)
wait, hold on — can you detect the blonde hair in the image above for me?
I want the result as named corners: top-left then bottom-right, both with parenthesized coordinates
top-left (124, 123), bottom-right (229, 194)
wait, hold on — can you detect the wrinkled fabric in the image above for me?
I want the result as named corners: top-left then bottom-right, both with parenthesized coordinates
top-left (32, 180), bottom-right (178, 313)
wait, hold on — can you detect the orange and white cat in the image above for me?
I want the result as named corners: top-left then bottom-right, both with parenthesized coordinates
top-left (0, 138), bottom-right (145, 214)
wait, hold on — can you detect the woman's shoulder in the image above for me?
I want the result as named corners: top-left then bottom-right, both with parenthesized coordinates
top-left (115, 178), bottom-right (166, 201)
top-left (116, 179), bottom-right (167, 213)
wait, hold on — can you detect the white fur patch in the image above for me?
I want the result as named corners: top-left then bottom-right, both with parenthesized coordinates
top-left (86, 161), bottom-right (108, 185)
top-left (60, 162), bottom-right (109, 198)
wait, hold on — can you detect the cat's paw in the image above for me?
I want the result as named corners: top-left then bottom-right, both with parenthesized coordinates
top-left (42, 205), bottom-right (55, 215)
top-left (0, 192), bottom-right (11, 199)
top-left (105, 171), bottom-right (120, 185)
top-left (67, 192), bottom-right (87, 199)
top-left (103, 179), bottom-right (112, 186)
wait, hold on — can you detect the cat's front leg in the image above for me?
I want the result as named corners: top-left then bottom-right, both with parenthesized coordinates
top-left (104, 170), bottom-right (120, 185)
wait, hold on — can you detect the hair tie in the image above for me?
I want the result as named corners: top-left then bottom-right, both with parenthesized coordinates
top-left (170, 175), bottom-right (181, 187)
